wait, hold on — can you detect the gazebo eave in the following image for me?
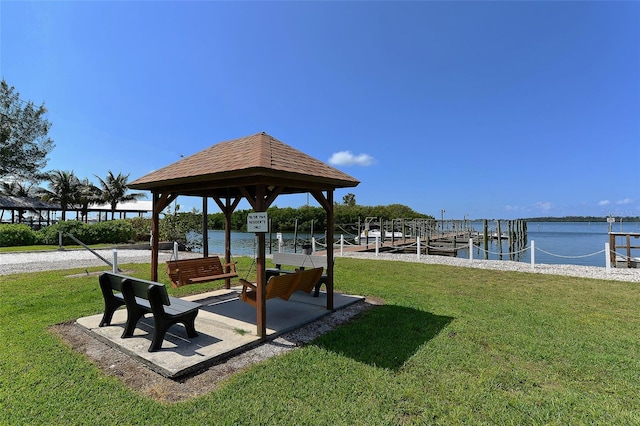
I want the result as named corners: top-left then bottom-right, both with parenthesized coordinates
top-left (128, 168), bottom-right (359, 195)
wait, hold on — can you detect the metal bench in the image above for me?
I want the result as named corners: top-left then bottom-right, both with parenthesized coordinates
top-left (98, 272), bottom-right (201, 352)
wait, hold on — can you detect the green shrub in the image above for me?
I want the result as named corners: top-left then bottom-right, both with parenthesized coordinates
top-left (36, 221), bottom-right (91, 245)
top-left (0, 224), bottom-right (37, 247)
top-left (36, 220), bottom-right (135, 245)
top-left (159, 214), bottom-right (187, 243)
top-left (89, 220), bottom-right (134, 244)
top-left (9, 217), bottom-right (187, 247)
top-left (127, 217), bottom-right (151, 242)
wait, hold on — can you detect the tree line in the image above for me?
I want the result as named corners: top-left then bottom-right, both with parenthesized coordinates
top-left (168, 198), bottom-right (433, 235)
top-left (523, 216), bottom-right (640, 222)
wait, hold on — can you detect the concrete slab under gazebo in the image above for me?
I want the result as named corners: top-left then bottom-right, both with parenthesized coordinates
top-left (128, 132), bottom-right (359, 338)
top-left (76, 287), bottom-right (364, 378)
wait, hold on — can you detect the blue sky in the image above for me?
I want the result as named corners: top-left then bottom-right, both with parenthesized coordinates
top-left (2, 1), bottom-right (639, 220)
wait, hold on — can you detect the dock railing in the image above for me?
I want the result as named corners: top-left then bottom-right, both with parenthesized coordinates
top-left (331, 235), bottom-right (630, 272)
top-left (609, 232), bottom-right (640, 268)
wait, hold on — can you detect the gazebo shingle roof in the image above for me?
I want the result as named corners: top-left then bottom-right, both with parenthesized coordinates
top-left (129, 132), bottom-right (359, 193)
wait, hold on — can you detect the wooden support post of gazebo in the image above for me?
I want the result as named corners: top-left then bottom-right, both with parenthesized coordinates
top-left (211, 194), bottom-right (241, 290)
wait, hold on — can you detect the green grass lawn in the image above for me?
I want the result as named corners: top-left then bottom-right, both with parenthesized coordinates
top-left (1, 257), bottom-right (640, 425)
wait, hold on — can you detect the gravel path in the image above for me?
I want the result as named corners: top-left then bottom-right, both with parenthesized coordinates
top-left (0, 249), bottom-right (201, 276)
top-left (1, 249), bottom-right (638, 282)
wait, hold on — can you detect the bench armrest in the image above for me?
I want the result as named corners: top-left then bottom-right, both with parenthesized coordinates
top-left (239, 278), bottom-right (256, 291)
top-left (223, 262), bottom-right (237, 272)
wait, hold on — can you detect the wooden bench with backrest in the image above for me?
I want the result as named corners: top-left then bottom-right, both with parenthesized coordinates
top-left (166, 256), bottom-right (238, 288)
top-left (98, 272), bottom-right (201, 352)
top-left (239, 273), bottom-right (301, 307)
top-left (291, 267), bottom-right (324, 295)
top-left (267, 253), bottom-right (329, 296)
top-left (239, 267), bottom-right (324, 307)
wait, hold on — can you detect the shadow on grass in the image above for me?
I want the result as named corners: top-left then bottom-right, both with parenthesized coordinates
top-left (313, 305), bottom-right (453, 370)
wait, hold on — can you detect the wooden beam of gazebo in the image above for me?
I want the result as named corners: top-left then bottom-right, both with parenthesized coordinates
top-left (128, 132), bottom-right (359, 338)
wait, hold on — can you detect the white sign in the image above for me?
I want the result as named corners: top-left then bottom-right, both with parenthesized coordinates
top-left (247, 212), bottom-right (269, 233)
top-left (607, 217), bottom-right (616, 223)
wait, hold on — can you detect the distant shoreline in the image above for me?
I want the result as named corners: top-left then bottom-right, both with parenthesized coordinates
top-left (521, 216), bottom-right (640, 223)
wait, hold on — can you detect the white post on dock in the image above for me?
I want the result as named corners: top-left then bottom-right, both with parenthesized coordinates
top-left (417, 236), bottom-right (421, 260)
top-left (375, 236), bottom-right (379, 256)
top-left (312, 237), bottom-right (317, 253)
top-left (112, 249), bottom-right (118, 274)
top-left (605, 242), bottom-right (611, 273)
top-left (173, 241), bottom-right (179, 261)
top-left (530, 240), bottom-right (535, 269)
top-left (469, 238), bottom-right (473, 262)
top-left (340, 234), bottom-right (344, 256)
top-left (277, 233), bottom-right (283, 253)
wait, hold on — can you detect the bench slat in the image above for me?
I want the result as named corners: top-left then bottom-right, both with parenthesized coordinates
top-left (166, 297), bottom-right (200, 311)
top-left (187, 273), bottom-right (238, 284)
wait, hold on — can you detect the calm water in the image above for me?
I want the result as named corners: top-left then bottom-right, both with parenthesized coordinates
top-left (461, 220), bottom-right (640, 267)
top-left (191, 221), bottom-right (640, 267)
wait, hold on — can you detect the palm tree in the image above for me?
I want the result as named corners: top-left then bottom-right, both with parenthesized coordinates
top-left (0, 180), bottom-right (37, 197)
top-left (39, 170), bottom-right (81, 221)
top-left (77, 178), bottom-right (101, 222)
top-left (95, 171), bottom-right (145, 220)
top-left (0, 180), bottom-right (41, 223)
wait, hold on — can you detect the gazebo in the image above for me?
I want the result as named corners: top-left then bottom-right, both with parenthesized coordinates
top-left (0, 195), bottom-right (61, 226)
top-left (128, 132), bottom-right (359, 338)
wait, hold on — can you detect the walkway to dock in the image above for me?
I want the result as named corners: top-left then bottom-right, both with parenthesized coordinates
top-left (327, 231), bottom-right (478, 257)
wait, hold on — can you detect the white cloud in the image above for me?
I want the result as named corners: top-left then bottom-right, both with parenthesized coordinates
top-left (534, 201), bottom-right (552, 212)
top-left (328, 151), bottom-right (375, 166)
top-left (616, 198), bottom-right (633, 205)
top-left (598, 200), bottom-right (611, 206)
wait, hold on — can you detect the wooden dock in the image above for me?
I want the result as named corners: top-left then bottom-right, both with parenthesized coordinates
top-left (609, 232), bottom-right (640, 268)
top-left (325, 218), bottom-right (528, 260)
top-left (335, 234), bottom-right (466, 257)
